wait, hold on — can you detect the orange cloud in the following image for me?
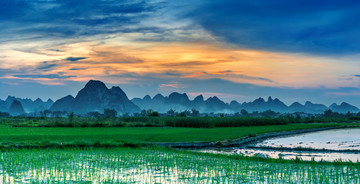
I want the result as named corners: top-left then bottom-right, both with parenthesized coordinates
top-left (2, 39), bottom-right (360, 89)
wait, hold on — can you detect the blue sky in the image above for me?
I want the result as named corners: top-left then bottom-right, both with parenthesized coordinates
top-left (0, 0), bottom-right (360, 106)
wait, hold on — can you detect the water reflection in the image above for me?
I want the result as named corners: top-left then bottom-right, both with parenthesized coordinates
top-left (201, 148), bottom-right (360, 162)
top-left (257, 128), bottom-right (360, 150)
top-left (200, 128), bottom-right (360, 162)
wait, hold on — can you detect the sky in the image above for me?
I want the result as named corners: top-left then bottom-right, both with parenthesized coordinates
top-left (0, 0), bottom-right (360, 107)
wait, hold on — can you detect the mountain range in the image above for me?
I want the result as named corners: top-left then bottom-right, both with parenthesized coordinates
top-left (131, 93), bottom-right (230, 113)
top-left (49, 80), bottom-right (140, 114)
top-left (0, 96), bottom-right (53, 114)
top-left (132, 94), bottom-right (359, 114)
top-left (0, 80), bottom-right (359, 115)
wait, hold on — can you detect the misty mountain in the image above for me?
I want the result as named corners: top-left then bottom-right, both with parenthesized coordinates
top-left (239, 97), bottom-right (288, 113)
top-left (50, 80), bottom-right (141, 114)
top-left (167, 93), bottom-right (191, 105)
top-left (109, 86), bottom-right (141, 113)
top-left (304, 101), bottom-right (328, 114)
top-left (1, 80), bottom-right (359, 115)
top-left (0, 99), bottom-right (8, 112)
top-left (131, 95), bottom-right (154, 111)
top-left (241, 97), bottom-right (266, 113)
top-left (132, 93), bottom-right (190, 113)
top-left (289, 102), bottom-right (306, 113)
top-left (229, 100), bottom-right (242, 111)
top-left (192, 95), bottom-right (207, 112)
top-left (266, 97), bottom-right (288, 112)
top-left (132, 93), bottom-right (232, 113)
top-left (33, 98), bottom-right (54, 111)
top-left (4, 96), bottom-right (53, 113)
top-left (132, 93), bottom-right (360, 114)
top-left (50, 95), bottom-right (75, 112)
top-left (165, 92), bottom-right (192, 112)
top-left (329, 102), bottom-right (359, 114)
top-left (205, 96), bottom-right (229, 112)
top-left (9, 100), bottom-right (25, 116)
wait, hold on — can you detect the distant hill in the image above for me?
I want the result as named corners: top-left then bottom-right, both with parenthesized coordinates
top-left (132, 93), bottom-right (232, 113)
top-left (3, 96), bottom-right (53, 113)
top-left (289, 102), bottom-right (306, 113)
top-left (132, 93), bottom-right (188, 113)
top-left (0, 99), bottom-right (8, 112)
top-left (9, 100), bottom-right (25, 116)
top-left (50, 95), bottom-right (75, 112)
top-left (1, 79), bottom-right (359, 115)
top-left (50, 80), bottom-right (141, 114)
top-left (132, 94), bottom-right (360, 114)
top-left (240, 97), bottom-right (288, 113)
top-left (329, 102), bottom-right (359, 114)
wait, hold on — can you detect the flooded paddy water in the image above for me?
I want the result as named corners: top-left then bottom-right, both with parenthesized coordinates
top-left (0, 128), bottom-right (359, 183)
top-left (201, 128), bottom-right (360, 162)
top-left (1, 147), bottom-right (359, 183)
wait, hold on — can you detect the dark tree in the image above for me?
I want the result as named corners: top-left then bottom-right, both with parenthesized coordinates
top-left (167, 109), bottom-right (176, 117)
top-left (191, 109), bottom-right (200, 117)
top-left (177, 111), bottom-right (186, 117)
top-left (240, 109), bottom-right (249, 116)
top-left (68, 112), bottom-right (74, 124)
top-left (148, 111), bottom-right (160, 117)
top-left (261, 110), bottom-right (277, 117)
top-left (104, 109), bottom-right (117, 118)
top-left (87, 111), bottom-right (102, 118)
top-left (323, 109), bottom-right (333, 117)
top-left (0, 112), bottom-right (10, 117)
top-left (141, 110), bottom-right (147, 116)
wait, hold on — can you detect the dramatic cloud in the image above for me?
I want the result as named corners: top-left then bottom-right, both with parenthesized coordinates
top-left (37, 63), bottom-right (58, 70)
top-left (182, 71), bottom-right (274, 83)
top-left (66, 57), bottom-right (87, 62)
top-left (185, 0), bottom-right (360, 55)
top-left (69, 68), bottom-right (86, 71)
top-left (0, 0), bottom-right (159, 39)
top-left (2, 72), bottom-right (360, 106)
top-left (1, 0), bottom-right (360, 107)
top-left (13, 74), bottom-right (76, 79)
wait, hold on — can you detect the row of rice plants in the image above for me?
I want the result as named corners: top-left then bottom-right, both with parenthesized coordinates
top-left (0, 147), bottom-right (359, 183)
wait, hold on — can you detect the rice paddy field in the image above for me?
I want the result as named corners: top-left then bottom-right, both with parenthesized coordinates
top-left (1, 147), bottom-right (360, 184)
top-left (0, 122), bottom-right (359, 183)
top-left (0, 122), bottom-right (357, 147)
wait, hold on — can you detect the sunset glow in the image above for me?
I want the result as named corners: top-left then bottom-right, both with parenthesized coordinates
top-left (1, 0), bottom-right (360, 106)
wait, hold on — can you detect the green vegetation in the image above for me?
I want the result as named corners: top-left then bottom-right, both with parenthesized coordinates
top-left (1, 147), bottom-right (359, 183)
top-left (1, 115), bottom-right (359, 128)
top-left (0, 115), bottom-right (359, 183)
top-left (0, 116), bottom-right (359, 183)
top-left (0, 122), bottom-right (358, 148)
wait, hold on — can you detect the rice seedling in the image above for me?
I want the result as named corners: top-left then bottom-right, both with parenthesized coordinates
top-left (0, 147), bottom-right (359, 183)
